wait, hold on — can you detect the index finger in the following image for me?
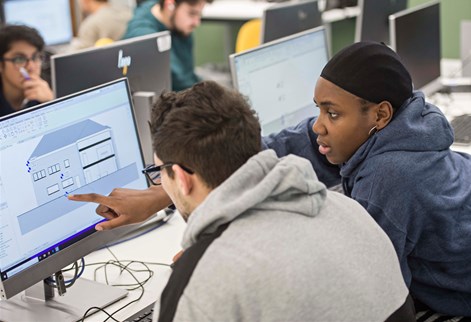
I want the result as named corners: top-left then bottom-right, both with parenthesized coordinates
top-left (68, 193), bottom-right (109, 205)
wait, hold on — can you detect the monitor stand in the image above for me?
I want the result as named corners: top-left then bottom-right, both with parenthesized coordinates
top-left (0, 278), bottom-right (127, 322)
top-left (132, 91), bottom-right (157, 165)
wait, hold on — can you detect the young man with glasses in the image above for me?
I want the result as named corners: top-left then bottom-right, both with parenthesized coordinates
top-left (0, 25), bottom-right (53, 117)
top-left (70, 81), bottom-right (414, 321)
top-left (123, 0), bottom-right (213, 91)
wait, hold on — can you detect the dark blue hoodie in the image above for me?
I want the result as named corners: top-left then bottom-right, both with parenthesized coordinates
top-left (263, 91), bottom-right (471, 316)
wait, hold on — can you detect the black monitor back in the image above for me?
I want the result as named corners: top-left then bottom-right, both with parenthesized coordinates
top-left (355, 0), bottom-right (407, 44)
top-left (390, 1), bottom-right (441, 91)
top-left (51, 32), bottom-right (171, 98)
top-left (262, 0), bottom-right (323, 43)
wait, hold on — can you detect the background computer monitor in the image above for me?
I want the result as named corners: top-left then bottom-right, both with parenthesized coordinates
top-left (230, 26), bottom-right (329, 136)
top-left (261, 0), bottom-right (323, 44)
top-left (51, 31), bottom-right (171, 99)
top-left (390, 1), bottom-right (441, 94)
top-left (461, 20), bottom-right (471, 78)
top-left (3, 0), bottom-right (74, 46)
top-left (0, 79), bottom-right (148, 321)
top-left (355, 0), bottom-right (407, 44)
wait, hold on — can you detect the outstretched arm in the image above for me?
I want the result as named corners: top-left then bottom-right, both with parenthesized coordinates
top-left (68, 185), bottom-right (172, 231)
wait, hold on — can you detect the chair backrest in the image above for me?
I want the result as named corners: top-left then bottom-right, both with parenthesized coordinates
top-left (235, 19), bottom-right (262, 53)
top-left (95, 37), bottom-right (114, 47)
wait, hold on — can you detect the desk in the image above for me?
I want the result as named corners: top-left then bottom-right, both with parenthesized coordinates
top-left (202, 0), bottom-right (360, 23)
top-left (80, 214), bottom-right (186, 321)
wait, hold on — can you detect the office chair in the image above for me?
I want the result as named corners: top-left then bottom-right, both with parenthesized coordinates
top-left (95, 37), bottom-right (114, 47)
top-left (235, 19), bottom-right (261, 53)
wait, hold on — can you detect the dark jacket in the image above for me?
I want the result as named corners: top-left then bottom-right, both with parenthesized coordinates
top-left (264, 91), bottom-right (471, 316)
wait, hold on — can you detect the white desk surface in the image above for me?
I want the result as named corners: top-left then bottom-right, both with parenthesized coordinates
top-left (202, 0), bottom-right (359, 23)
top-left (81, 214), bottom-right (186, 321)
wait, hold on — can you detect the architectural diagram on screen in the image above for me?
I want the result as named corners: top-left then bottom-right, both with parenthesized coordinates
top-left (27, 120), bottom-right (119, 205)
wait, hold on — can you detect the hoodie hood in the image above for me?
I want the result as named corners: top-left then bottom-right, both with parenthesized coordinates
top-left (181, 150), bottom-right (327, 249)
top-left (341, 91), bottom-right (454, 178)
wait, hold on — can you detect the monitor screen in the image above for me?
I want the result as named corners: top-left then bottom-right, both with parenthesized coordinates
top-left (355, 0), bottom-right (407, 44)
top-left (51, 31), bottom-right (172, 99)
top-left (230, 26), bottom-right (328, 136)
top-left (389, 1), bottom-right (441, 92)
top-left (3, 0), bottom-right (74, 46)
top-left (0, 79), bottom-right (148, 319)
top-left (262, 0), bottom-right (323, 44)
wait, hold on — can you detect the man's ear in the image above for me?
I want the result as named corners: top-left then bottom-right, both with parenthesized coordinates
top-left (375, 101), bottom-right (394, 130)
top-left (173, 164), bottom-right (193, 196)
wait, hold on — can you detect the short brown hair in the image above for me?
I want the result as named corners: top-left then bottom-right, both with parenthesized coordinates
top-left (150, 81), bottom-right (261, 189)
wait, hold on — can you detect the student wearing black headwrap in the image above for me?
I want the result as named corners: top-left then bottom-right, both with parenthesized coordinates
top-left (264, 42), bottom-right (471, 317)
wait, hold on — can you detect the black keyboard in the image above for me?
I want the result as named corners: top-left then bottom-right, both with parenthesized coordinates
top-left (451, 114), bottom-right (471, 145)
top-left (123, 302), bottom-right (155, 322)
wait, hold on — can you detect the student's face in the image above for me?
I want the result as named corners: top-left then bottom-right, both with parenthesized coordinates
top-left (0, 41), bottom-right (42, 90)
top-left (312, 77), bottom-right (376, 165)
top-left (154, 154), bottom-right (192, 221)
top-left (171, 1), bottom-right (205, 36)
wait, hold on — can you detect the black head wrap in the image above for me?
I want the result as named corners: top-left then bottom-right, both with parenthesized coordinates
top-left (320, 42), bottom-right (413, 110)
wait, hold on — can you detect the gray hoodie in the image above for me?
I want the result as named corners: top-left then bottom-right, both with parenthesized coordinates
top-left (165, 150), bottom-right (408, 321)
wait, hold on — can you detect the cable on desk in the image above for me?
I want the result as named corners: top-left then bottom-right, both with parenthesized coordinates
top-left (45, 258), bottom-right (85, 288)
top-left (78, 255), bottom-right (171, 321)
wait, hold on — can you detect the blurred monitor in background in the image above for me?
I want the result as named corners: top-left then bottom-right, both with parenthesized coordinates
top-left (261, 0), bottom-right (323, 44)
top-left (355, 0), bottom-right (407, 44)
top-left (3, 0), bottom-right (74, 46)
top-left (389, 1), bottom-right (441, 95)
top-left (230, 27), bottom-right (329, 136)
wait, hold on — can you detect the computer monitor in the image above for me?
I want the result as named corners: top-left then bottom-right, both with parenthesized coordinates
top-left (51, 31), bottom-right (171, 99)
top-left (355, 0), bottom-right (407, 44)
top-left (230, 26), bottom-right (328, 136)
top-left (389, 1), bottom-right (441, 94)
top-left (261, 0), bottom-right (323, 44)
top-left (3, 0), bottom-right (74, 46)
top-left (0, 78), bottom-right (149, 321)
top-left (461, 20), bottom-right (471, 78)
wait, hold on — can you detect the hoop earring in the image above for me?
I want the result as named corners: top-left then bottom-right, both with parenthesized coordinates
top-left (368, 126), bottom-right (377, 136)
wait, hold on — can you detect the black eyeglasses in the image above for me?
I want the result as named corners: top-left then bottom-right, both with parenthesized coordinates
top-left (1, 52), bottom-right (44, 68)
top-left (142, 162), bottom-right (194, 185)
